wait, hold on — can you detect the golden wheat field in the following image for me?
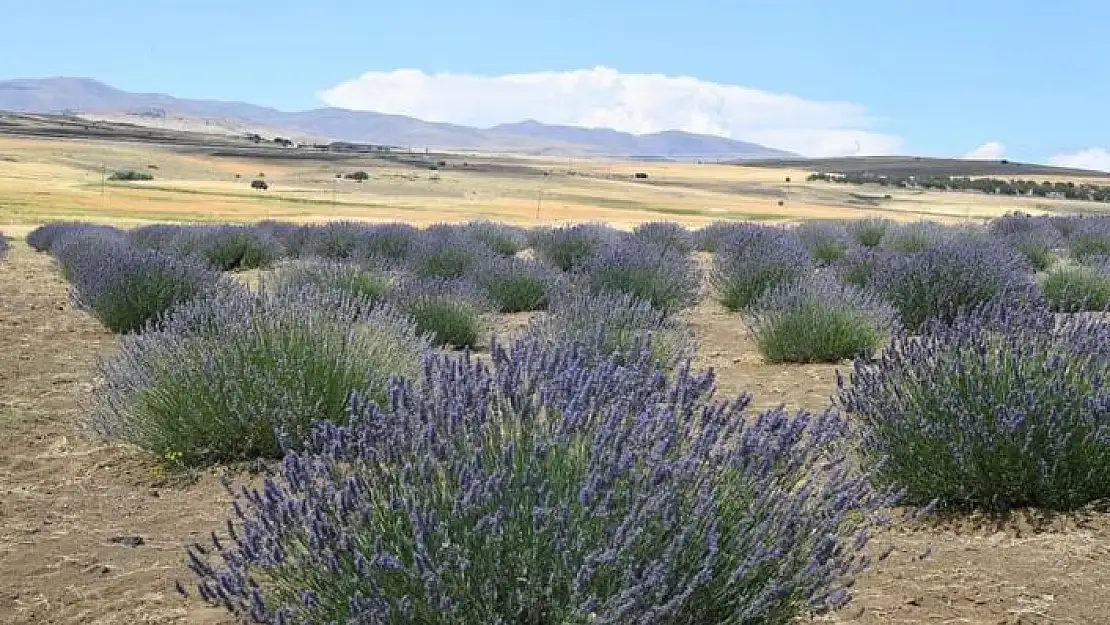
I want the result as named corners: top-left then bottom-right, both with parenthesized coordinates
top-left (2, 134), bottom-right (1110, 625)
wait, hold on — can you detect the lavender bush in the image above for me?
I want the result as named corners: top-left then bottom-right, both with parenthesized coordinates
top-left (880, 221), bottom-right (950, 253)
top-left (298, 221), bottom-right (374, 260)
top-left (1039, 263), bottom-right (1110, 312)
top-left (471, 255), bottom-right (559, 313)
top-left (184, 338), bottom-right (897, 624)
top-left (1068, 220), bottom-right (1110, 264)
top-left (873, 237), bottom-right (1033, 331)
top-left (180, 224), bottom-right (283, 271)
top-left (710, 225), bottom-right (814, 311)
top-left (692, 221), bottom-right (750, 253)
top-left (408, 228), bottom-right (490, 280)
top-left (48, 227), bottom-right (132, 281)
top-left (91, 285), bottom-right (430, 467)
top-left (272, 258), bottom-right (394, 308)
top-left (27, 221), bottom-right (124, 252)
top-left (65, 240), bottom-right (227, 334)
top-left (522, 290), bottom-right (696, 370)
top-left (129, 223), bottom-right (190, 253)
top-left (838, 300), bottom-right (1110, 511)
top-left (845, 217), bottom-right (893, 248)
top-left (464, 219), bottom-right (528, 257)
top-left (360, 222), bottom-right (422, 267)
top-left (795, 220), bottom-right (851, 264)
top-left (746, 276), bottom-right (899, 363)
top-left (583, 240), bottom-right (700, 313)
top-left (833, 247), bottom-right (890, 289)
top-left (389, 278), bottom-right (491, 348)
top-left (988, 213), bottom-right (1062, 271)
top-left (632, 220), bottom-right (694, 256)
top-left (531, 222), bottom-right (620, 271)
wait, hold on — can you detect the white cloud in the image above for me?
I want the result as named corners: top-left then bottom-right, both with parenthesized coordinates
top-left (318, 66), bottom-right (904, 157)
top-left (1048, 147), bottom-right (1110, 172)
top-left (963, 142), bottom-right (1005, 160)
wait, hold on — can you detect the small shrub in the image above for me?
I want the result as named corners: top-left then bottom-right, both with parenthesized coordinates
top-left (409, 228), bottom-right (489, 280)
top-left (522, 289), bottom-right (695, 370)
top-left (846, 217), bottom-right (893, 248)
top-left (881, 221), bottom-right (950, 253)
top-left (873, 237), bottom-right (1032, 331)
top-left (48, 227), bottom-right (131, 280)
top-left (362, 222), bottom-right (422, 266)
top-left (184, 339), bottom-right (896, 624)
top-left (272, 259), bottom-right (393, 307)
top-left (693, 220), bottom-right (750, 253)
top-left (299, 221), bottom-right (371, 260)
top-left (531, 222), bottom-right (619, 271)
top-left (631, 220), bottom-right (694, 256)
top-left (180, 225), bottom-right (282, 271)
top-left (989, 214), bottom-right (1063, 271)
top-left (91, 285), bottom-right (430, 467)
top-left (129, 223), bottom-right (190, 253)
top-left (107, 169), bottom-right (154, 181)
top-left (833, 247), bottom-right (889, 289)
top-left (1040, 264), bottom-right (1110, 312)
top-left (0, 232), bottom-right (8, 259)
top-left (583, 240), bottom-right (700, 313)
top-left (390, 278), bottom-right (489, 348)
top-left (471, 256), bottom-right (558, 313)
top-left (1070, 229), bottom-right (1110, 264)
top-left (27, 221), bottom-right (124, 253)
top-left (746, 276), bottom-right (899, 363)
top-left (795, 220), bottom-right (851, 264)
top-left (838, 301), bottom-right (1110, 511)
top-left (710, 225), bottom-right (814, 311)
top-left (66, 241), bottom-right (227, 334)
top-left (464, 219), bottom-right (527, 256)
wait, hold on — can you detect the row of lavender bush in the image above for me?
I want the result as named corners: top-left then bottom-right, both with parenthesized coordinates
top-left (21, 212), bottom-right (1110, 623)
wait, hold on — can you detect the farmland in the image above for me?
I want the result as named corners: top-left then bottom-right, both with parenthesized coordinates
top-left (2, 131), bottom-right (1110, 624)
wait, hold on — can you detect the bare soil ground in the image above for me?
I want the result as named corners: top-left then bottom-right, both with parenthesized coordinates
top-left (3, 239), bottom-right (1110, 624)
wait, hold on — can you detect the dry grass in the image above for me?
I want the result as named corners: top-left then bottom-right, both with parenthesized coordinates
top-left (2, 134), bottom-right (1110, 624)
top-left (3, 135), bottom-right (1105, 232)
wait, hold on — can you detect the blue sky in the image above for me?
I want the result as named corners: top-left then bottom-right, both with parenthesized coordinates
top-left (3, 1), bottom-right (1109, 166)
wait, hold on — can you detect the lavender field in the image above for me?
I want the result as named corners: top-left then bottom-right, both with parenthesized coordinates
top-left (3, 214), bottom-right (1110, 624)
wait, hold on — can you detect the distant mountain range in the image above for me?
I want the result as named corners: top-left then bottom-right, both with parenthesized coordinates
top-left (0, 77), bottom-right (797, 159)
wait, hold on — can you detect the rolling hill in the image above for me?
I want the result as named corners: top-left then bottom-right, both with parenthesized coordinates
top-left (0, 77), bottom-right (795, 159)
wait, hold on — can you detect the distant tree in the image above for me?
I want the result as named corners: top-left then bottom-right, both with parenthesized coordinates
top-left (108, 169), bottom-right (154, 181)
top-left (344, 171), bottom-right (370, 182)
top-left (251, 179), bottom-right (268, 190)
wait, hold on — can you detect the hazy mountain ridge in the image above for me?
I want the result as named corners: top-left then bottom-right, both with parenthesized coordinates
top-left (0, 77), bottom-right (797, 159)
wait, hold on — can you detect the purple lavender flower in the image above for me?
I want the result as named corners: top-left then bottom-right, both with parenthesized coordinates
top-left (26, 221), bottom-right (125, 252)
top-left (794, 220), bottom-right (851, 264)
top-left (709, 224), bottom-right (814, 311)
top-left (582, 239), bottom-right (700, 313)
top-left (64, 238), bottom-right (228, 334)
top-left (872, 235), bottom-right (1034, 331)
top-left (531, 222), bottom-right (622, 272)
top-left (387, 277), bottom-right (492, 348)
top-left (520, 289), bottom-right (696, 370)
top-left (745, 275), bottom-right (900, 363)
top-left (631, 221), bottom-right (694, 257)
top-left (91, 284), bottom-right (430, 467)
top-left (470, 255), bottom-right (562, 313)
top-left (838, 298), bottom-right (1110, 511)
top-left (184, 338), bottom-right (897, 624)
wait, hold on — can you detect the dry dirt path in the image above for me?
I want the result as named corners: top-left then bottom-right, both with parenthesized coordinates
top-left (0, 241), bottom-right (231, 624)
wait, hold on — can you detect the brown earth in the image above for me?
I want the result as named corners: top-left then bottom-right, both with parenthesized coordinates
top-left (2, 239), bottom-right (1109, 624)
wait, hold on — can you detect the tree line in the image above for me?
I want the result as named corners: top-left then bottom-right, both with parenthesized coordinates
top-left (807, 171), bottom-right (1110, 202)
